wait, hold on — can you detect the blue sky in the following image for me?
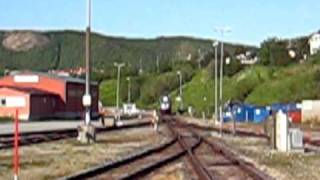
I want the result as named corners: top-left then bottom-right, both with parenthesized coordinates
top-left (0, 0), bottom-right (319, 45)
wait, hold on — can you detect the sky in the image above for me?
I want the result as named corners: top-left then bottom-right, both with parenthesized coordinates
top-left (0, 0), bottom-right (319, 46)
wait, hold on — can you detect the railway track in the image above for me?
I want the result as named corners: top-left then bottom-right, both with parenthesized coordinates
top-left (179, 120), bottom-right (269, 139)
top-left (0, 121), bottom-right (150, 150)
top-left (165, 117), bottom-right (272, 180)
top-left (60, 116), bottom-right (271, 180)
top-left (176, 117), bottom-right (320, 150)
top-left (60, 124), bottom-right (200, 180)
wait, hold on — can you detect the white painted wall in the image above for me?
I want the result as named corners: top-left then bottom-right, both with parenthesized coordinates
top-left (302, 100), bottom-right (320, 122)
top-left (0, 96), bottom-right (26, 107)
top-left (309, 33), bottom-right (320, 55)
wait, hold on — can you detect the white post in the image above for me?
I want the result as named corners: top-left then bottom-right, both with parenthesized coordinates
top-left (215, 27), bottom-right (231, 137)
top-left (156, 55), bottom-right (160, 73)
top-left (153, 110), bottom-right (158, 131)
top-left (276, 110), bottom-right (289, 152)
top-left (114, 62), bottom-right (125, 123)
top-left (213, 41), bottom-right (219, 124)
top-left (116, 66), bottom-right (120, 110)
top-left (219, 35), bottom-right (225, 136)
top-left (177, 71), bottom-right (183, 111)
top-left (127, 77), bottom-right (131, 103)
top-left (84, 0), bottom-right (92, 126)
top-left (246, 111), bottom-right (248, 123)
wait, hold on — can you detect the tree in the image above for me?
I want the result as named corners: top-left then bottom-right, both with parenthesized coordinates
top-left (224, 57), bottom-right (244, 76)
top-left (259, 38), bottom-right (295, 66)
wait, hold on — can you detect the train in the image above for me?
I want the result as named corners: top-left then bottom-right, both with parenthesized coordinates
top-left (159, 95), bottom-right (172, 115)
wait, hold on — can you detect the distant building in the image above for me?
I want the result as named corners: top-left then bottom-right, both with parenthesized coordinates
top-left (48, 66), bottom-right (86, 77)
top-left (309, 31), bottom-right (320, 55)
top-left (235, 51), bottom-right (258, 65)
top-left (0, 71), bottom-right (99, 120)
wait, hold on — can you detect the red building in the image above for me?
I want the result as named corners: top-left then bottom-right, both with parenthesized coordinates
top-left (0, 72), bottom-right (99, 120)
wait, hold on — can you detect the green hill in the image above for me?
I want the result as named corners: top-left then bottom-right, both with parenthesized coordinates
top-left (175, 53), bottom-right (320, 116)
top-left (0, 30), bottom-right (255, 80)
top-left (2, 29), bottom-right (319, 117)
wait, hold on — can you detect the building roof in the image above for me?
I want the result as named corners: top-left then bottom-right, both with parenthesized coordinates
top-left (310, 30), bottom-right (320, 37)
top-left (9, 71), bottom-right (98, 85)
top-left (0, 86), bottom-right (58, 95)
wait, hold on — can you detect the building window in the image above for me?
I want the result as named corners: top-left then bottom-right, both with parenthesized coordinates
top-left (0, 98), bottom-right (6, 107)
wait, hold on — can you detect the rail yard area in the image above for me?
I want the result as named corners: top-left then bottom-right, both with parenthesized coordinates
top-left (1, 1), bottom-right (320, 179)
top-left (1, 115), bottom-right (320, 180)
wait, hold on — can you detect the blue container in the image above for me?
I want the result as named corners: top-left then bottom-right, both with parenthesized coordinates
top-left (232, 104), bottom-right (254, 122)
top-left (252, 106), bottom-right (270, 123)
top-left (223, 111), bottom-right (232, 122)
top-left (286, 103), bottom-right (299, 111)
top-left (271, 103), bottom-right (290, 113)
top-left (271, 103), bottom-right (299, 113)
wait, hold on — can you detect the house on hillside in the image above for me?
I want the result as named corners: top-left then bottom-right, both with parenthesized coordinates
top-left (0, 71), bottom-right (99, 120)
top-left (235, 51), bottom-right (258, 65)
top-left (309, 31), bottom-right (320, 55)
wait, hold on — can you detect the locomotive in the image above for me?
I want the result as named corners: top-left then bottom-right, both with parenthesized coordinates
top-left (159, 95), bottom-right (172, 115)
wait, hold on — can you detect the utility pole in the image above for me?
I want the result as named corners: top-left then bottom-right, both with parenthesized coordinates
top-left (79, 0), bottom-right (95, 143)
top-left (126, 77), bottom-right (131, 103)
top-left (198, 48), bottom-right (202, 69)
top-left (139, 58), bottom-right (143, 75)
top-left (215, 27), bottom-right (231, 137)
top-left (212, 41), bottom-right (219, 124)
top-left (177, 71), bottom-right (183, 112)
top-left (114, 62), bottom-right (125, 112)
top-left (84, 0), bottom-right (92, 126)
top-left (156, 55), bottom-right (160, 73)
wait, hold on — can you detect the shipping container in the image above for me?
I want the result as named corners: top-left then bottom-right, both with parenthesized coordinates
top-left (252, 106), bottom-right (270, 123)
top-left (271, 103), bottom-right (300, 113)
top-left (232, 104), bottom-right (254, 122)
top-left (288, 111), bottom-right (302, 123)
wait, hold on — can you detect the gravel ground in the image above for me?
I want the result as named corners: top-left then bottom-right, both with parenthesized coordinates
top-left (142, 162), bottom-right (191, 180)
top-left (219, 134), bottom-right (320, 180)
top-left (182, 116), bottom-right (320, 180)
top-left (0, 125), bottom-right (167, 180)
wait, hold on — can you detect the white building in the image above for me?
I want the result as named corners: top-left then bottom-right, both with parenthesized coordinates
top-left (309, 31), bottom-right (320, 55)
top-left (235, 51), bottom-right (258, 65)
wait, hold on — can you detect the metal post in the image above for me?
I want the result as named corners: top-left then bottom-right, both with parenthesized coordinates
top-left (139, 58), bottom-right (143, 75)
top-left (114, 63), bottom-right (125, 113)
top-left (156, 55), bottom-right (160, 73)
top-left (116, 66), bottom-right (120, 110)
top-left (13, 109), bottom-right (19, 180)
top-left (215, 27), bottom-right (231, 137)
top-left (179, 74), bottom-right (182, 99)
top-left (177, 71), bottom-right (183, 111)
top-left (127, 77), bottom-right (131, 103)
top-left (84, 0), bottom-right (92, 125)
top-left (213, 42), bottom-right (218, 124)
top-left (219, 36), bottom-right (224, 136)
top-left (198, 48), bottom-right (202, 69)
